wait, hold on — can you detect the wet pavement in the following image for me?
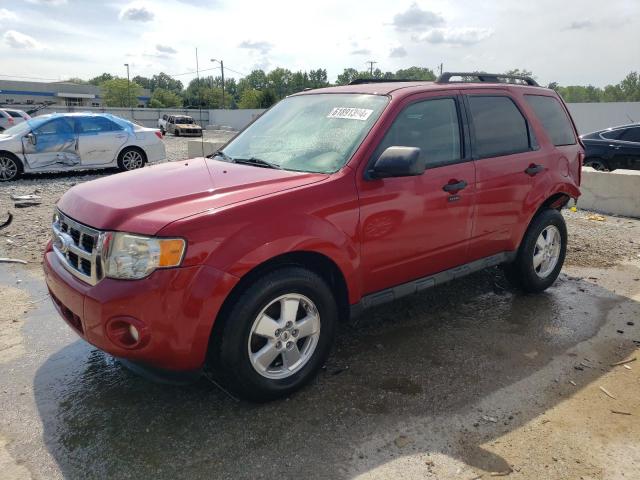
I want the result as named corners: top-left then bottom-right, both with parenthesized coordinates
top-left (1, 259), bottom-right (639, 479)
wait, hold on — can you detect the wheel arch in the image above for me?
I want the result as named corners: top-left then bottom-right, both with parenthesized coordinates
top-left (0, 150), bottom-right (24, 179)
top-left (117, 144), bottom-right (147, 165)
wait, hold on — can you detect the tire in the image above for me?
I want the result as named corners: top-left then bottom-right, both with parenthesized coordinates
top-left (503, 209), bottom-right (567, 293)
top-left (174, 129), bottom-right (180, 137)
top-left (160, 126), bottom-right (165, 135)
top-left (208, 266), bottom-right (338, 402)
top-left (117, 147), bottom-right (146, 171)
top-left (585, 158), bottom-right (611, 172)
top-left (0, 152), bottom-right (23, 182)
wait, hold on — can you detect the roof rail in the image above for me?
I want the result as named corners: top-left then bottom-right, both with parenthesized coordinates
top-left (437, 72), bottom-right (539, 87)
top-left (348, 78), bottom-right (424, 85)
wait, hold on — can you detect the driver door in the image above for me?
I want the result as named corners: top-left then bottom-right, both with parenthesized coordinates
top-left (357, 93), bottom-right (476, 295)
top-left (22, 117), bottom-right (79, 169)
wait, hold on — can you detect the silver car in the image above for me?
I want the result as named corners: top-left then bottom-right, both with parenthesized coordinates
top-left (0, 108), bottom-right (29, 131)
top-left (0, 112), bottom-right (166, 181)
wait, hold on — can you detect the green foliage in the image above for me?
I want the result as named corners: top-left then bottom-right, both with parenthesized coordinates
top-left (65, 77), bottom-right (88, 85)
top-left (149, 73), bottom-right (183, 94)
top-left (101, 78), bottom-right (142, 107)
top-left (238, 89), bottom-right (263, 109)
top-left (149, 88), bottom-right (183, 108)
top-left (88, 73), bottom-right (114, 86)
top-left (550, 71), bottom-right (640, 103)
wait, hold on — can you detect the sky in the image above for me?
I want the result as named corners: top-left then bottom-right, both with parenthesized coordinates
top-left (0, 0), bottom-right (638, 88)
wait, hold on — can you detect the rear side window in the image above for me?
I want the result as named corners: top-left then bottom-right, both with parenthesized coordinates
top-left (619, 127), bottom-right (640, 143)
top-left (7, 111), bottom-right (23, 118)
top-left (375, 97), bottom-right (462, 167)
top-left (467, 96), bottom-right (530, 158)
top-left (77, 116), bottom-right (121, 134)
top-left (601, 129), bottom-right (623, 140)
top-left (524, 95), bottom-right (576, 146)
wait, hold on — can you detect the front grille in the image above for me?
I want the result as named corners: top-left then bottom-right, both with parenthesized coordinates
top-left (52, 210), bottom-right (104, 286)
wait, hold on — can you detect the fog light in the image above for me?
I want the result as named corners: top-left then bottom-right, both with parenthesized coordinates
top-left (105, 316), bottom-right (149, 349)
top-left (129, 324), bottom-right (139, 342)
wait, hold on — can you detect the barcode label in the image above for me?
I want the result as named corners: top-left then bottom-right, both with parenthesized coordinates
top-left (327, 107), bottom-right (373, 121)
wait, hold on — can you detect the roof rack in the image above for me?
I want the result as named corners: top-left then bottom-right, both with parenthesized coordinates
top-left (348, 78), bottom-right (422, 85)
top-left (437, 72), bottom-right (539, 87)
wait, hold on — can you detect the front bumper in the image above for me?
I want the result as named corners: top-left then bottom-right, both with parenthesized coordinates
top-left (43, 246), bottom-right (239, 371)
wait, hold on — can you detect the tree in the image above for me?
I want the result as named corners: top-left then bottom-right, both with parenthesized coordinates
top-left (394, 66), bottom-right (436, 80)
top-left (149, 88), bottom-right (183, 108)
top-left (336, 68), bottom-right (362, 85)
top-left (238, 89), bottom-right (263, 109)
top-left (88, 73), bottom-right (114, 86)
top-left (149, 72), bottom-right (183, 94)
top-left (504, 69), bottom-right (535, 82)
top-left (101, 78), bottom-right (142, 107)
top-left (133, 75), bottom-right (151, 90)
top-left (65, 77), bottom-right (88, 84)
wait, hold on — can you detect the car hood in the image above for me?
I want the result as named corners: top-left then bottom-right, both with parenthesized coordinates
top-left (0, 133), bottom-right (20, 148)
top-left (175, 123), bottom-right (201, 128)
top-left (57, 157), bottom-right (328, 235)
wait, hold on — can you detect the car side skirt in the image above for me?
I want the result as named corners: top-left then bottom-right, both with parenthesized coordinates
top-left (350, 251), bottom-right (517, 318)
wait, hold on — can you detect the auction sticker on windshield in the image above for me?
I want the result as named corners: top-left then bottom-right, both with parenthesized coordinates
top-left (327, 107), bottom-right (373, 121)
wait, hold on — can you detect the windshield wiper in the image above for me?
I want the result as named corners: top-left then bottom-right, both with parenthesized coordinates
top-left (210, 150), bottom-right (233, 162)
top-left (233, 157), bottom-right (282, 169)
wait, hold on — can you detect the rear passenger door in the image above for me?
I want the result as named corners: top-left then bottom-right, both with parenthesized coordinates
top-left (464, 90), bottom-right (546, 259)
top-left (616, 127), bottom-right (640, 169)
top-left (76, 116), bottom-right (129, 165)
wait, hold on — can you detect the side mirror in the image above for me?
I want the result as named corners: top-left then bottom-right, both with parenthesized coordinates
top-left (368, 146), bottom-right (424, 179)
top-left (26, 133), bottom-right (37, 145)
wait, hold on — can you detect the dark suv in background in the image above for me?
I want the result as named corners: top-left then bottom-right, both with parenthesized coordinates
top-left (581, 123), bottom-right (640, 171)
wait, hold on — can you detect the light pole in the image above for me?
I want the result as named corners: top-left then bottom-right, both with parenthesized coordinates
top-left (124, 63), bottom-right (131, 116)
top-left (210, 58), bottom-right (225, 109)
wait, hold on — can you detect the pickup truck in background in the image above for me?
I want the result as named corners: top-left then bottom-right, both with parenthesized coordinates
top-left (157, 114), bottom-right (203, 137)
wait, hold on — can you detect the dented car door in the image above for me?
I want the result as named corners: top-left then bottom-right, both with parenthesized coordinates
top-left (22, 117), bottom-right (79, 169)
top-left (75, 116), bottom-right (129, 166)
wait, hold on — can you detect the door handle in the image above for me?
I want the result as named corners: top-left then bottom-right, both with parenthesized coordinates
top-left (442, 180), bottom-right (467, 193)
top-left (525, 164), bottom-right (544, 176)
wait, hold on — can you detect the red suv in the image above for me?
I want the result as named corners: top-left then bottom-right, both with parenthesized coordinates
top-left (44, 73), bottom-right (583, 401)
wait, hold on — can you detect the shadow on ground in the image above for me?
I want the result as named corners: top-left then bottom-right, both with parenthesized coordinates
top-left (28, 267), bottom-right (640, 479)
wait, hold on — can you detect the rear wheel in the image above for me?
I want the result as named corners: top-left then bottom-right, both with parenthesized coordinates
top-left (585, 158), bottom-right (611, 172)
top-left (208, 267), bottom-right (338, 402)
top-left (117, 148), bottom-right (146, 171)
top-left (0, 153), bottom-right (22, 181)
top-left (504, 209), bottom-right (567, 293)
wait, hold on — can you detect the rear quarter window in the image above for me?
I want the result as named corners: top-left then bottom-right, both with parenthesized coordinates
top-left (524, 95), bottom-right (576, 146)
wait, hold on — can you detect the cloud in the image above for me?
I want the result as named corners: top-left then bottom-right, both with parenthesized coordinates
top-left (25, 0), bottom-right (67, 5)
top-left (350, 48), bottom-right (371, 55)
top-left (392, 3), bottom-right (444, 32)
top-left (567, 20), bottom-right (595, 30)
top-left (239, 40), bottom-right (272, 55)
top-left (0, 8), bottom-right (18, 21)
top-left (417, 27), bottom-right (493, 45)
top-left (119, 2), bottom-right (154, 22)
top-left (3, 30), bottom-right (43, 49)
top-left (156, 44), bottom-right (177, 54)
top-left (389, 45), bottom-right (407, 58)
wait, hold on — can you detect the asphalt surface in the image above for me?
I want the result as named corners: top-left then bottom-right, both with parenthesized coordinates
top-left (0, 135), bottom-right (639, 479)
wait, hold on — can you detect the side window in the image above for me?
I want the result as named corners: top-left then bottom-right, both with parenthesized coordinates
top-left (601, 129), bottom-right (623, 140)
top-left (163, 114), bottom-right (167, 120)
top-left (524, 95), bottom-right (576, 146)
top-left (619, 127), bottom-right (640, 143)
top-left (374, 98), bottom-right (462, 167)
top-left (169, 116), bottom-right (174, 123)
top-left (467, 96), bottom-right (530, 158)
top-left (77, 117), bottom-right (121, 134)
top-left (33, 118), bottom-right (75, 136)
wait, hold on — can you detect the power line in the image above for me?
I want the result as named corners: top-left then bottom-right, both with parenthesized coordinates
top-left (366, 60), bottom-right (377, 76)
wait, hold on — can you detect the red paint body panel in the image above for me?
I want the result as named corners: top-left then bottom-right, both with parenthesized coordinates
top-left (44, 82), bottom-right (582, 372)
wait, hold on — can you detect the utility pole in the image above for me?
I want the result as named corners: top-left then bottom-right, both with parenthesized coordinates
top-left (124, 63), bottom-right (131, 114)
top-left (366, 60), bottom-right (377, 76)
top-left (439, 63), bottom-right (443, 76)
top-left (211, 58), bottom-right (225, 109)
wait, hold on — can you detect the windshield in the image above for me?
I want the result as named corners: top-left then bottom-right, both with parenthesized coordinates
top-left (220, 93), bottom-right (388, 173)
top-left (176, 117), bottom-right (194, 124)
top-left (1, 117), bottom-right (49, 136)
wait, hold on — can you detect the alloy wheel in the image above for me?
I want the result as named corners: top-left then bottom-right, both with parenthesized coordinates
top-left (533, 225), bottom-right (562, 278)
top-left (248, 293), bottom-right (321, 379)
top-left (121, 150), bottom-right (144, 170)
top-left (0, 156), bottom-right (18, 181)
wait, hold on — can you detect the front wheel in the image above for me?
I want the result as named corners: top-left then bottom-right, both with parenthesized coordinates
top-left (0, 153), bottom-right (23, 181)
top-left (504, 209), bottom-right (567, 293)
top-left (208, 267), bottom-right (338, 402)
top-left (585, 158), bottom-right (611, 172)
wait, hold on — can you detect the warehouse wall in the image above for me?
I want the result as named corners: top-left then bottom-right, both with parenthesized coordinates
top-left (566, 102), bottom-right (640, 134)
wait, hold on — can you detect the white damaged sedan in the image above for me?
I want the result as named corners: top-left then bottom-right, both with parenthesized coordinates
top-left (0, 113), bottom-right (166, 181)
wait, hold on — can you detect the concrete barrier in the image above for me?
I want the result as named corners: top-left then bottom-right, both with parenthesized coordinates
top-left (187, 140), bottom-right (225, 158)
top-left (579, 167), bottom-right (640, 218)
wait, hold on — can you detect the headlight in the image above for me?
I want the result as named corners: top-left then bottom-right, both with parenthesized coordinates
top-left (102, 232), bottom-right (186, 280)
